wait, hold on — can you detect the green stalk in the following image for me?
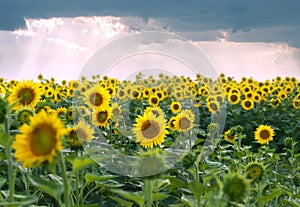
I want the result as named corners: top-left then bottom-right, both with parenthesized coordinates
top-left (3, 114), bottom-right (15, 202)
top-left (60, 152), bottom-right (70, 207)
top-left (257, 182), bottom-right (262, 207)
top-left (144, 178), bottom-right (153, 207)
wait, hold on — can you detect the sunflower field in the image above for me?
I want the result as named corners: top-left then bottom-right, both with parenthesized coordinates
top-left (0, 73), bottom-right (300, 207)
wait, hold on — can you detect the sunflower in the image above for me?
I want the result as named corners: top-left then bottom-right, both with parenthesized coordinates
top-left (241, 99), bottom-right (254, 111)
top-left (17, 107), bottom-right (33, 124)
top-left (67, 121), bottom-right (95, 148)
top-left (111, 102), bottom-right (122, 117)
top-left (223, 172), bottom-right (250, 202)
top-left (55, 107), bottom-right (67, 117)
top-left (293, 99), bottom-right (300, 109)
top-left (207, 101), bottom-right (220, 114)
top-left (246, 162), bottom-right (264, 182)
top-left (7, 80), bottom-right (41, 110)
top-left (227, 92), bottom-right (240, 105)
top-left (168, 117), bottom-right (177, 130)
top-left (173, 110), bottom-right (194, 132)
top-left (254, 125), bottom-right (275, 144)
top-left (12, 110), bottom-right (66, 168)
top-left (170, 101), bottom-right (181, 113)
top-left (85, 85), bottom-right (111, 110)
top-left (144, 106), bottom-right (164, 118)
top-left (148, 94), bottom-right (160, 106)
top-left (224, 130), bottom-right (236, 143)
top-left (92, 107), bottom-right (112, 128)
top-left (132, 112), bottom-right (168, 148)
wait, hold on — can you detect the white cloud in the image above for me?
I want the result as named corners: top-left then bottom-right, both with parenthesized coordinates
top-left (1, 16), bottom-right (300, 82)
top-left (46, 37), bottom-right (86, 51)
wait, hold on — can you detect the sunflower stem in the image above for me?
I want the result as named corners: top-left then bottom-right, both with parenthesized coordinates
top-left (144, 178), bottom-right (153, 207)
top-left (3, 111), bottom-right (15, 203)
top-left (60, 152), bottom-right (70, 207)
top-left (257, 182), bottom-right (262, 207)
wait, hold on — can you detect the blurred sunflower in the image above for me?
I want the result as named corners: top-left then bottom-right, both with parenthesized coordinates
top-left (85, 85), bottom-right (111, 110)
top-left (173, 110), bottom-right (194, 132)
top-left (67, 121), bottom-right (95, 148)
top-left (144, 106), bottom-right (164, 118)
top-left (92, 107), bottom-right (112, 128)
top-left (133, 112), bottom-right (168, 148)
top-left (12, 110), bottom-right (66, 168)
top-left (170, 101), bottom-right (181, 113)
top-left (7, 80), bottom-right (41, 110)
top-left (111, 102), bottom-right (122, 117)
top-left (255, 125), bottom-right (275, 144)
top-left (17, 107), bottom-right (33, 124)
top-left (207, 101), bottom-right (220, 114)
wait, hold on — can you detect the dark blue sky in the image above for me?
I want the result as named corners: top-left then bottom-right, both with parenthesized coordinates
top-left (1, 0), bottom-right (300, 47)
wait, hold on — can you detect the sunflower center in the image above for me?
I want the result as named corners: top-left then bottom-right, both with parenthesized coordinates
top-left (179, 117), bottom-right (191, 130)
top-left (150, 97), bottom-right (158, 104)
top-left (76, 128), bottom-right (87, 140)
top-left (210, 103), bottom-right (218, 111)
top-left (151, 110), bottom-right (160, 117)
top-left (97, 111), bottom-right (108, 123)
top-left (112, 108), bottom-right (121, 116)
top-left (30, 124), bottom-right (57, 156)
top-left (90, 93), bottom-right (103, 106)
top-left (18, 88), bottom-right (35, 105)
top-left (259, 129), bottom-right (270, 140)
top-left (141, 120), bottom-right (160, 139)
top-left (18, 110), bottom-right (32, 123)
top-left (230, 94), bottom-right (238, 102)
top-left (173, 104), bottom-right (179, 110)
top-left (244, 101), bottom-right (252, 107)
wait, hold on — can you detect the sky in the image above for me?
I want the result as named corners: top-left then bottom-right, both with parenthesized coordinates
top-left (0, 1), bottom-right (300, 81)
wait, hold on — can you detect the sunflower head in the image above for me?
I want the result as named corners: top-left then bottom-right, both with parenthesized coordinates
top-left (246, 162), bottom-right (264, 182)
top-left (7, 80), bottom-right (41, 110)
top-left (170, 101), bottom-right (181, 113)
top-left (17, 108), bottom-right (33, 124)
top-left (223, 172), bottom-right (250, 202)
top-left (173, 111), bottom-right (194, 133)
top-left (254, 125), bottom-right (275, 145)
top-left (92, 107), bottom-right (112, 128)
top-left (67, 121), bottom-right (95, 148)
top-left (224, 129), bottom-right (236, 143)
top-left (85, 85), bottom-right (111, 109)
top-left (133, 112), bottom-right (168, 149)
top-left (207, 123), bottom-right (220, 133)
top-left (12, 110), bottom-right (66, 168)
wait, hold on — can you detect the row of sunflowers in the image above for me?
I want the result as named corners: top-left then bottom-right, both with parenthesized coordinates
top-left (0, 73), bottom-right (299, 206)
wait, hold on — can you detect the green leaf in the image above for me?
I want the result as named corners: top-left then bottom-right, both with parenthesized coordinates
top-left (71, 204), bottom-right (99, 207)
top-left (84, 173), bottom-right (118, 183)
top-left (109, 196), bottom-right (133, 207)
top-left (261, 189), bottom-right (281, 205)
top-left (0, 131), bottom-right (13, 149)
top-left (0, 196), bottom-right (38, 207)
top-left (30, 176), bottom-right (64, 203)
top-left (152, 193), bottom-right (169, 201)
top-left (111, 189), bottom-right (144, 206)
top-left (188, 180), bottom-right (205, 206)
top-left (163, 176), bottom-right (187, 189)
top-left (72, 156), bottom-right (95, 173)
top-left (96, 180), bottom-right (124, 188)
top-left (0, 177), bottom-right (6, 189)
